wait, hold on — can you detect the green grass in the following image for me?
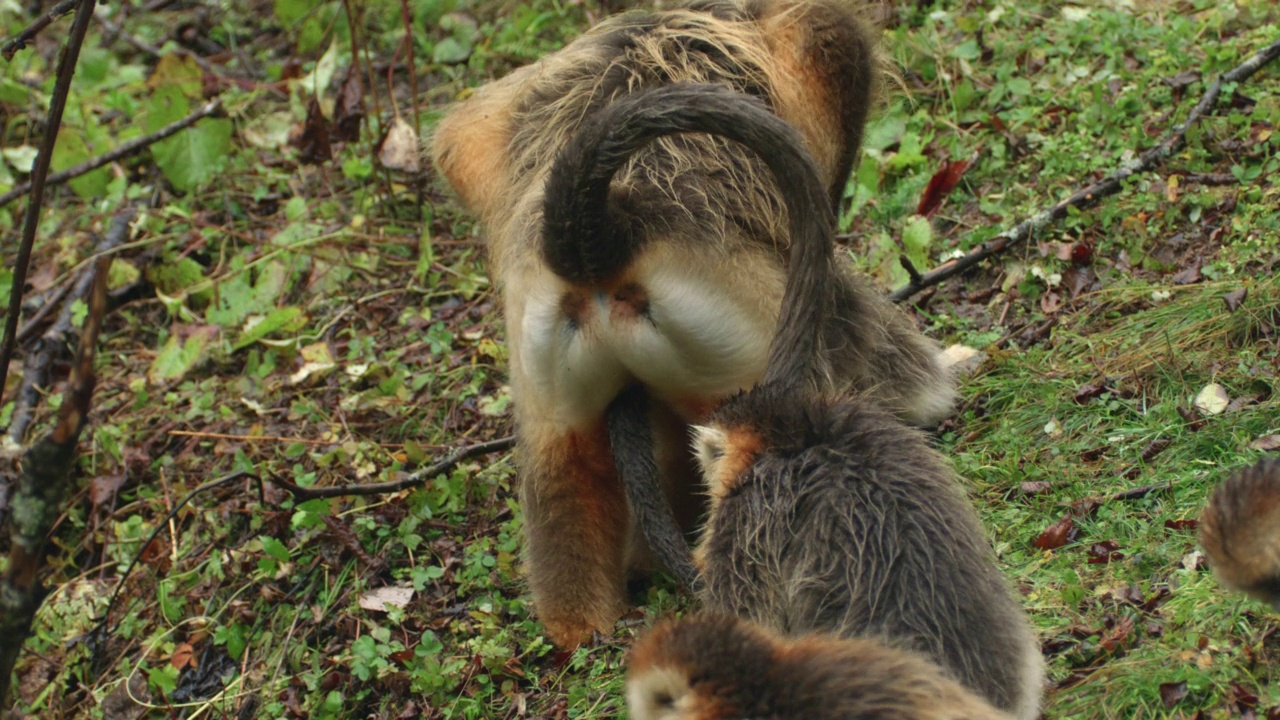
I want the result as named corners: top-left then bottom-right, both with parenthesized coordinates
top-left (0, 0), bottom-right (1278, 717)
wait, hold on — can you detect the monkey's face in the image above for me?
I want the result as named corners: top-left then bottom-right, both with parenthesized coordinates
top-left (627, 616), bottom-right (777, 720)
top-left (627, 663), bottom-right (698, 720)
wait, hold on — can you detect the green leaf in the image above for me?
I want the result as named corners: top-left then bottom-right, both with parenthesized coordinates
top-left (69, 299), bottom-right (88, 328)
top-left (148, 257), bottom-right (208, 298)
top-left (260, 535), bottom-right (291, 562)
top-left (157, 578), bottom-right (186, 623)
top-left (148, 330), bottom-right (216, 384)
top-left (148, 664), bottom-right (180, 696)
top-left (206, 260), bottom-right (293, 328)
top-left (51, 127), bottom-right (110, 198)
top-left (214, 622), bottom-right (248, 660)
top-left (148, 54), bottom-right (204, 98)
top-left (152, 117), bottom-right (233, 192)
top-left (233, 306), bottom-right (307, 350)
top-left (432, 37), bottom-right (471, 64)
top-left (2, 145), bottom-right (38, 172)
top-left (146, 85), bottom-right (190, 132)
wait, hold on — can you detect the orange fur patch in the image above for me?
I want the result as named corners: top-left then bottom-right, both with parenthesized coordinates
top-left (529, 421), bottom-right (630, 647)
top-left (709, 427), bottom-right (764, 500)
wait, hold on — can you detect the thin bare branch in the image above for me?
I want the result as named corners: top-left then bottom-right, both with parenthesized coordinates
top-left (6, 212), bottom-right (133, 448)
top-left (889, 34), bottom-right (1280, 303)
top-left (0, 99), bottom-right (222, 210)
top-left (0, 0), bottom-right (100, 409)
top-left (0, 0), bottom-right (77, 60)
top-left (267, 437), bottom-right (516, 500)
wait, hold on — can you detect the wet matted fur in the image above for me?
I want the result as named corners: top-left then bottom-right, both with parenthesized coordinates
top-left (430, 0), bottom-right (956, 647)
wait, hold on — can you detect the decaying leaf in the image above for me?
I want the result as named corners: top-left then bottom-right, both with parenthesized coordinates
top-left (358, 586), bottom-right (414, 612)
top-left (1159, 681), bottom-right (1188, 709)
top-left (1248, 434), bottom-right (1280, 451)
top-left (89, 475), bottom-right (127, 505)
top-left (916, 151), bottom-right (977, 218)
top-left (1019, 481), bottom-right (1052, 496)
top-left (1033, 516), bottom-right (1077, 550)
top-left (170, 642), bottom-right (196, 670)
top-left (1222, 287), bottom-right (1248, 312)
top-left (939, 343), bottom-right (987, 378)
top-left (333, 65), bottom-right (365, 142)
top-left (1182, 550), bottom-right (1205, 571)
top-left (1087, 540), bottom-right (1124, 564)
top-left (1194, 383), bottom-right (1229, 415)
top-left (378, 116), bottom-right (420, 173)
top-left (295, 96), bottom-right (332, 165)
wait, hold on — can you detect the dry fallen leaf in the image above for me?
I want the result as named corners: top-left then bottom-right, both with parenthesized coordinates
top-left (89, 475), bottom-right (127, 506)
top-left (170, 642), bottom-right (196, 670)
top-left (1033, 516), bottom-right (1077, 550)
top-left (378, 116), bottom-right (421, 173)
top-left (358, 586), bottom-right (414, 612)
top-left (1248, 434), bottom-right (1280, 451)
top-left (939, 343), bottom-right (987, 378)
top-left (1194, 383), bottom-right (1229, 415)
top-left (1222, 287), bottom-right (1248, 312)
top-left (1159, 681), bottom-right (1188, 709)
top-left (1182, 549), bottom-right (1204, 571)
top-left (294, 96), bottom-right (332, 165)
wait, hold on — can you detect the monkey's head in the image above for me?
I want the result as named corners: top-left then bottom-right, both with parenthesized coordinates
top-left (1200, 457), bottom-right (1280, 608)
top-left (627, 615), bottom-right (779, 720)
top-left (691, 383), bottom-right (838, 504)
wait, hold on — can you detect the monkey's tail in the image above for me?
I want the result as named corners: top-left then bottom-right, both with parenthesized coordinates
top-left (541, 84), bottom-right (834, 387)
top-left (606, 384), bottom-right (703, 592)
top-left (1199, 457), bottom-right (1280, 607)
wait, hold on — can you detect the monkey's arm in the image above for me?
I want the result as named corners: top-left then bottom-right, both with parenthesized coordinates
top-left (606, 384), bottom-right (702, 591)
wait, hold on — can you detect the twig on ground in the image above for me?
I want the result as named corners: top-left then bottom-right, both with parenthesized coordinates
top-left (6, 213), bottom-right (133, 449)
top-left (14, 281), bottom-right (74, 344)
top-left (889, 35), bottom-right (1280, 303)
top-left (0, 0), bottom-right (99, 406)
top-left (0, 254), bottom-right (108, 711)
top-left (89, 471), bottom-right (264, 668)
top-left (0, 100), bottom-right (222, 210)
top-left (0, 0), bottom-right (77, 60)
top-left (93, 13), bottom-right (222, 77)
top-left (1106, 482), bottom-right (1172, 502)
top-left (267, 436), bottom-right (516, 500)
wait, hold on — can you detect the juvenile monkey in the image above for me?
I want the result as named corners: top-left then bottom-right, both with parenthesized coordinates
top-left (431, 0), bottom-right (956, 647)
top-left (627, 615), bottom-right (1015, 720)
top-left (677, 89), bottom-right (1043, 716)
top-left (1199, 457), bottom-right (1280, 607)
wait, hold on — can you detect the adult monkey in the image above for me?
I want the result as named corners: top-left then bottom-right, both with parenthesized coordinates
top-left (431, 0), bottom-right (956, 647)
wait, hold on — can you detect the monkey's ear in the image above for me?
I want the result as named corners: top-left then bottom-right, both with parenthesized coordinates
top-left (430, 68), bottom-right (534, 220)
top-left (691, 424), bottom-right (727, 484)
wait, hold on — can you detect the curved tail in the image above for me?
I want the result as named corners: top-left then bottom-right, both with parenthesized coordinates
top-left (1199, 457), bottom-right (1280, 607)
top-left (541, 83), bottom-right (835, 389)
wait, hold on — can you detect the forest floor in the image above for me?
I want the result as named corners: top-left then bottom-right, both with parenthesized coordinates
top-left (1, 0), bottom-right (1278, 718)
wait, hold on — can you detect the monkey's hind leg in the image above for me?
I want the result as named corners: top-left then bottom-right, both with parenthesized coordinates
top-left (518, 421), bottom-right (630, 648)
top-left (606, 385), bottom-right (702, 591)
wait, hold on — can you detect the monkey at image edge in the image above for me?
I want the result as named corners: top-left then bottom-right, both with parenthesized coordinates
top-left (627, 615), bottom-right (1017, 720)
top-left (1200, 457), bottom-right (1280, 608)
top-left (430, 0), bottom-right (960, 648)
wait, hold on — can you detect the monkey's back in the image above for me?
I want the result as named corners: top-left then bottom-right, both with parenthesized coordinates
top-left (699, 392), bottom-right (1043, 718)
top-left (497, 1), bottom-right (792, 272)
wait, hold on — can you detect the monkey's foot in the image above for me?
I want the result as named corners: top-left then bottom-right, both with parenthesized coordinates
top-left (540, 612), bottom-right (617, 649)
